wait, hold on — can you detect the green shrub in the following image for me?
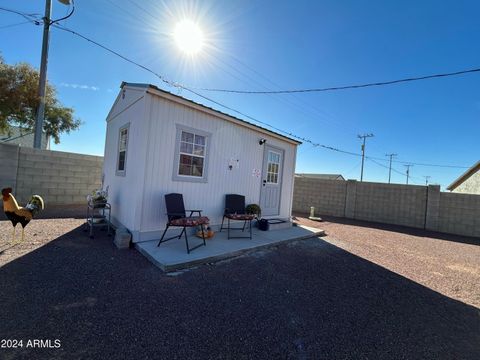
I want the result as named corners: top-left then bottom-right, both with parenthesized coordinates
top-left (246, 204), bottom-right (261, 218)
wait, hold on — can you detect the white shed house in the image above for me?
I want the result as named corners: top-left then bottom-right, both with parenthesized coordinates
top-left (103, 82), bottom-right (301, 243)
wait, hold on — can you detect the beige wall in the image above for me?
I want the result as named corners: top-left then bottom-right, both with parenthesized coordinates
top-left (451, 171), bottom-right (480, 195)
top-left (293, 177), bottom-right (480, 238)
top-left (0, 143), bottom-right (103, 206)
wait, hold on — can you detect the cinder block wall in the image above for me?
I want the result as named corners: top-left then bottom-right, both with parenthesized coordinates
top-left (0, 143), bottom-right (20, 192)
top-left (438, 192), bottom-right (480, 237)
top-left (354, 181), bottom-right (427, 228)
top-left (293, 177), bottom-right (346, 217)
top-left (293, 176), bottom-right (480, 238)
top-left (0, 143), bottom-right (103, 205)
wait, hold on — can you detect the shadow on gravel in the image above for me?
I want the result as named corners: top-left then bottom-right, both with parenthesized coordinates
top-left (0, 225), bottom-right (479, 360)
top-left (294, 213), bottom-right (480, 246)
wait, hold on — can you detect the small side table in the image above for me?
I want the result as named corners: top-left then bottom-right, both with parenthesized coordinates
top-left (86, 201), bottom-right (111, 239)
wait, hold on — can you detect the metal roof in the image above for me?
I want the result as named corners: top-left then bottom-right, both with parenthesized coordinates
top-left (295, 173), bottom-right (346, 180)
top-left (121, 82), bottom-right (302, 145)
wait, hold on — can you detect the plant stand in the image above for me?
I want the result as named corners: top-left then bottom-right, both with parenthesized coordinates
top-left (86, 201), bottom-right (111, 239)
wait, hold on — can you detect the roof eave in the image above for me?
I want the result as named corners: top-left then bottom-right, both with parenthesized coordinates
top-left (121, 82), bottom-right (301, 145)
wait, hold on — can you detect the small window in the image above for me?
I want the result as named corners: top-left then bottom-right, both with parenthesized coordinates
top-left (173, 125), bottom-right (211, 183)
top-left (266, 151), bottom-right (280, 184)
top-left (116, 124), bottom-right (129, 175)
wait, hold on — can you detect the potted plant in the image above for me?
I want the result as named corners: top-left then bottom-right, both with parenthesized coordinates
top-left (87, 189), bottom-right (108, 207)
top-left (245, 204), bottom-right (261, 219)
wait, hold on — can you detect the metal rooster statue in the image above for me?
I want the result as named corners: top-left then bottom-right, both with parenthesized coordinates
top-left (2, 187), bottom-right (44, 243)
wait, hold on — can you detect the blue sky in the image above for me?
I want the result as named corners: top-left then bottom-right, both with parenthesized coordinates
top-left (1, 0), bottom-right (479, 189)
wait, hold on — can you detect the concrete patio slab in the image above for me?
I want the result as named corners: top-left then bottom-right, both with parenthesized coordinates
top-left (135, 225), bottom-right (324, 272)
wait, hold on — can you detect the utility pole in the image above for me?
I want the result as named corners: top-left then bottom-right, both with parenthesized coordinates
top-left (33, 0), bottom-right (74, 149)
top-left (358, 133), bottom-right (374, 182)
top-left (404, 164), bottom-right (413, 185)
top-left (385, 153), bottom-right (397, 184)
top-left (33, 0), bottom-right (52, 149)
top-left (423, 176), bottom-right (431, 186)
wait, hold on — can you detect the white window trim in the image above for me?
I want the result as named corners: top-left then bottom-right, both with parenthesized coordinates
top-left (116, 123), bottom-right (130, 176)
top-left (172, 124), bottom-right (211, 183)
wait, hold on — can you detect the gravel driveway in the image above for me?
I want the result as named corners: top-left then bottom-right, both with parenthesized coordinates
top-left (0, 215), bottom-right (479, 359)
top-left (294, 214), bottom-right (480, 308)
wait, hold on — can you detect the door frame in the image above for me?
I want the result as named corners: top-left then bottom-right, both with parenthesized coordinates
top-left (259, 144), bottom-right (285, 217)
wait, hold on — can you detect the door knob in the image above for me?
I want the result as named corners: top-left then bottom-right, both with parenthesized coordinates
top-left (263, 179), bottom-right (266, 186)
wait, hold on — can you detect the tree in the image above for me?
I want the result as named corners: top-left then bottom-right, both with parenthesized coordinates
top-left (0, 55), bottom-right (81, 144)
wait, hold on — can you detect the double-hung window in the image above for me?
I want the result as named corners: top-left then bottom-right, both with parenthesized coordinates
top-left (116, 124), bottom-right (129, 175)
top-left (173, 125), bottom-right (210, 183)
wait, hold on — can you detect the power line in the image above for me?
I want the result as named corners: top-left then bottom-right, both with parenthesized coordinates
top-left (198, 67), bottom-right (480, 94)
top-left (0, 20), bottom-right (34, 30)
top-left (0, 12), bottom-right (456, 172)
top-left (0, 6), bottom-right (41, 23)
top-left (50, 24), bottom-right (366, 156)
top-left (1, 7), bottom-right (472, 171)
top-left (368, 158), bottom-right (423, 185)
top-left (52, 24), bottom-right (473, 171)
top-left (375, 158), bottom-right (468, 169)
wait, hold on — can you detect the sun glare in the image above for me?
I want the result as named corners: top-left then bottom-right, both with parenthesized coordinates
top-left (174, 20), bottom-right (204, 55)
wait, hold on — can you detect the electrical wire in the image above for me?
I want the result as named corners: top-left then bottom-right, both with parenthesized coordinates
top-left (0, 7), bottom-right (469, 171)
top-left (370, 157), bottom-right (469, 169)
top-left (0, 20), bottom-right (34, 30)
top-left (50, 0), bottom-right (75, 25)
top-left (52, 24), bottom-right (472, 171)
top-left (198, 67), bottom-right (480, 94)
top-left (0, 6), bottom-right (41, 24)
top-left (367, 157), bottom-right (424, 185)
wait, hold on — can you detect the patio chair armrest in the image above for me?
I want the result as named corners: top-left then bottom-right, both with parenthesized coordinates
top-left (187, 210), bottom-right (202, 216)
top-left (166, 212), bottom-right (186, 217)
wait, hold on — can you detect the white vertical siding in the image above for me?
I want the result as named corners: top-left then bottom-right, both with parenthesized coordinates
top-left (102, 88), bottom-right (147, 230)
top-left (137, 94), bottom-right (297, 238)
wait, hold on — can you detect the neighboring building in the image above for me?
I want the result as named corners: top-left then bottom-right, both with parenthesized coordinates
top-left (103, 82), bottom-right (301, 243)
top-left (446, 160), bottom-right (480, 194)
top-left (295, 173), bottom-right (345, 180)
top-left (0, 126), bottom-right (50, 150)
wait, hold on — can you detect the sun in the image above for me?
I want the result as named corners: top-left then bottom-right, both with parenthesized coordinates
top-left (174, 19), bottom-right (204, 55)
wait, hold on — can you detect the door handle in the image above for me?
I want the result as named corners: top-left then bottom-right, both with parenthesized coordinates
top-left (263, 179), bottom-right (266, 186)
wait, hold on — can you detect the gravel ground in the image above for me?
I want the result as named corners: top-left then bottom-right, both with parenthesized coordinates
top-left (293, 213), bottom-right (480, 308)
top-left (0, 214), bottom-right (479, 359)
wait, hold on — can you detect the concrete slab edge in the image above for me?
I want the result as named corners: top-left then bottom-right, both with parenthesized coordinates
top-left (135, 228), bottom-right (325, 272)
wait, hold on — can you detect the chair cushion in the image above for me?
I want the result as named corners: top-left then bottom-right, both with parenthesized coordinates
top-left (226, 213), bottom-right (255, 221)
top-left (170, 216), bottom-right (210, 227)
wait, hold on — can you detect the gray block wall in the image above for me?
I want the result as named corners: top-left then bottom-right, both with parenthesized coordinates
top-left (293, 177), bottom-right (346, 217)
top-left (0, 143), bottom-right (103, 206)
top-left (354, 181), bottom-right (427, 228)
top-left (293, 176), bottom-right (480, 238)
top-left (0, 143), bottom-right (20, 192)
top-left (438, 192), bottom-right (480, 237)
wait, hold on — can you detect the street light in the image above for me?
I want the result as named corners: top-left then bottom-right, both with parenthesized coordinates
top-left (33, 0), bottom-right (75, 149)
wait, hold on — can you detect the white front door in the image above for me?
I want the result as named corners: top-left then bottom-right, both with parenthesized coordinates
top-left (260, 145), bottom-right (284, 216)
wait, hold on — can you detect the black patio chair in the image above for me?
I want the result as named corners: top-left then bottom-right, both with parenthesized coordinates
top-left (220, 194), bottom-right (254, 239)
top-left (157, 193), bottom-right (209, 253)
